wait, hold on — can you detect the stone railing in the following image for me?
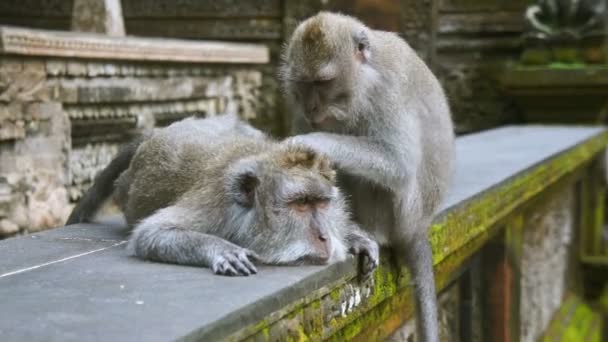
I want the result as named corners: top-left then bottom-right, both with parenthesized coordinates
top-left (1, 125), bottom-right (606, 340)
top-left (0, 26), bottom-right (269, 237)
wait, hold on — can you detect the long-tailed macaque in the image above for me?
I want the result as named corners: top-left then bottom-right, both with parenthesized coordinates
top-left (67, 115), bottom-right (379, 277)
top-left (281, 12), bottom-right (454, 341)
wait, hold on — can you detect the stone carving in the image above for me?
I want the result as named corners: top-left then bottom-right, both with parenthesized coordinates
top-left (0, 27), bottom-right (268, 237)
top-left (525, 0), bottom-right (607, 41)
top-left (0, 103), bottom-right (71, 237)
top-left (0, 26), bottom-right (269, 64)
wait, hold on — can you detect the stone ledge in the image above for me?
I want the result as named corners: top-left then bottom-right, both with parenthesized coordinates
top-left (0, 26), bottom-right (269, 64)
top-left (0, 125), bottom-right (606, 340)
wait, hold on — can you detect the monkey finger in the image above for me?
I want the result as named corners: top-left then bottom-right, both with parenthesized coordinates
top-left (226, 255), bottom-right (253, 276)
top-left (213, 261), bottom-right (239, 276)
top-left (238, 254), bottom-right (258, 274)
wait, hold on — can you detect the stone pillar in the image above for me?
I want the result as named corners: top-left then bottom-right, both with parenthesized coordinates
top-left (0, 57), bottom-right (72, 237)
top-left (71, 0), bottom-right (125, 36)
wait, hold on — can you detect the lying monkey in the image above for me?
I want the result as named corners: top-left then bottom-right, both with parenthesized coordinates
top-left (67, 115), bottom-right (379, 277)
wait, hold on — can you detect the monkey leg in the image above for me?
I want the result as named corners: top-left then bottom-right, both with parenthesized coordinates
top-left (127, 206), bottom-right (259, 276)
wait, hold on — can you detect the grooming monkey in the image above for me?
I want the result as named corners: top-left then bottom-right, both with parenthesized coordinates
top-left (67, 115), bottom-right (379, 277)
top-left (281, 12), bottom-right (454, 341)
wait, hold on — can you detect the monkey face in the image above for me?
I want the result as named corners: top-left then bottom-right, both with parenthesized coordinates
top-left (280, 12), bottom-right (374, 131)
top-left (254, 170), bottom-right (349, 266)
top-left (291, 76), bottom-right (353, 130)
top-left (225, 146), bottom-right (348, 265)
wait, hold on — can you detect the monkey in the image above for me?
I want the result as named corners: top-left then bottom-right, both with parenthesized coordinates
top-left (67, 114), bottom-right (379, 277)
top-left (280, 12), bottom-right (454, 342)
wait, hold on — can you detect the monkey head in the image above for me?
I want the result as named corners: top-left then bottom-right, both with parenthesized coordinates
top-left (280, 12), bottom-right (378, 131)
top-left (224, 144), bottom-right (350, 265)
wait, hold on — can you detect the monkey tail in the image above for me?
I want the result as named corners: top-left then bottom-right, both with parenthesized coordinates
top-left (66, 136), bottom-right (145, 225)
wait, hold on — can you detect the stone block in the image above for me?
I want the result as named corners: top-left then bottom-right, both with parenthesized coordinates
top-left (521, 187), bottom-right (575, 341)
top-left (71, 0), bottom-right (125, 36)
top-left (0, 59), bottom-right (49, 103)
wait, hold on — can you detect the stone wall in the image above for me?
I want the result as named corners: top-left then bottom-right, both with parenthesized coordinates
top-left (434, 0), bottom-right (528, 133)
top-left (0, 28), bottom-right (267, 237)
top-left (0, 0), bottom-right (530, 135)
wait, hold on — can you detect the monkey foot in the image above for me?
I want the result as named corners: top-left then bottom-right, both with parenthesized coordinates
top-left (211, 247), bottom-right (259, 276)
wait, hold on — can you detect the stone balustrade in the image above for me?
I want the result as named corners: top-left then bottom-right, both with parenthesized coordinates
top-left (1, 125), bottom-right (606, 340)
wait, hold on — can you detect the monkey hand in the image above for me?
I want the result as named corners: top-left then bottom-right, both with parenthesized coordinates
top-left (210, 243), bottom-right (260, 277)
top-left (347, 233), bottom-right (380, 281)
top-left (286, 134), bottom-right (333, 160)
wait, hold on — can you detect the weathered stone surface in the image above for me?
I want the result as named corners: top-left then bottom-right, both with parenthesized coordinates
top-left (71, 0), bottom-right (125, 36)
top-left (0, 58), bottom-right (49, 102)
top-left (0, 26), bottom-right (270, 64)
top-left (0, 102), bottom-right (71, 237)
top-left (432, 1), bottom-right (527, 133)
top-left (501, 66), bottom-right (608, 123)
top-left (0, 0), bottom-right (72, 17)
top-left (122, 0), bottom-right (282, 18)
top-left (126, 18), bottom-right (282, 41)
top-left (520, 187), bottom-right (576, 341)
top-left (388, 281), bottom-right (462, 341)
top-left (48, 76), bottom-right (233, 103)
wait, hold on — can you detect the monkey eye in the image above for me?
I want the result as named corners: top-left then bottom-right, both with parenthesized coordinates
top-left (290, 200), bottom-right (310, 213)
top-left (288, 196), bottom-right (331, 212)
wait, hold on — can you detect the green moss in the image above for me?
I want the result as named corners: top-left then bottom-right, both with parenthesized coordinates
top-left (547, 62), bottom-right (589, 69)
top-left (515, 62), bottom-right (608, 71)
top-left (521, 48), bottom-right (552, 65)
top-left (542, 295), bottom-right (602, 342)
top-left (430, 132), bottom-right (608, 267)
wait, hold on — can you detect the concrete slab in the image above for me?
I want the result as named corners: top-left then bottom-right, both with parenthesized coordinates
top-left (0, 125), bottom-right (605, 341)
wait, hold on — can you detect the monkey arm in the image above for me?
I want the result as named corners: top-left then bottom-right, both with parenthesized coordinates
top-left (127, 205), bottom-right (259, 276)
top-left (289, 132), bottom-right (410, 189)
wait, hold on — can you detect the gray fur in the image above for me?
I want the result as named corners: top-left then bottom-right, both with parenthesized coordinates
top-left (69, 114), bottom-right (379, 277)
top-left (281, 12), bottom-right (454, 341)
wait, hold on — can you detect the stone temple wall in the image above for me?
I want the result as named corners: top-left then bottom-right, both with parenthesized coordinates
top-left (0, 28), bottom-right (267, 237)
top-left (0, 0), bottom-right (531, 136)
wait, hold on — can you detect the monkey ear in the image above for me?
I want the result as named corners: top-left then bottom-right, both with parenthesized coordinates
top-left (353, 30), bottom-right (370, 62)
top-left (226, 159), bottom-right (260, 208)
